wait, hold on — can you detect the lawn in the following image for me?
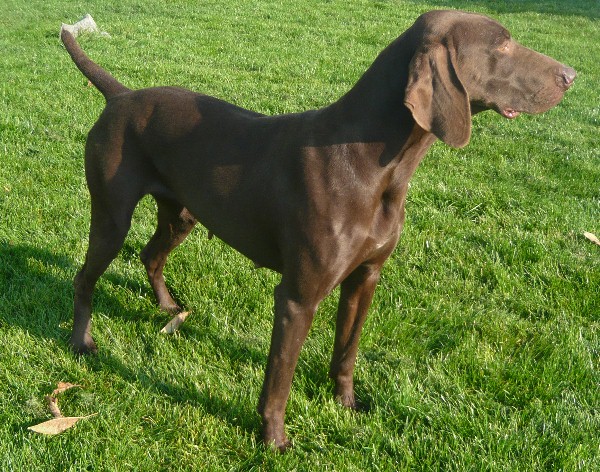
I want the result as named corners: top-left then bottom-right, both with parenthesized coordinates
top-left (0, 0), bottom-right (598, 470)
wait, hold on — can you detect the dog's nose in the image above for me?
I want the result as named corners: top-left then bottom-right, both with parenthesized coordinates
top-left (561, 66), bottom-right (576, 87)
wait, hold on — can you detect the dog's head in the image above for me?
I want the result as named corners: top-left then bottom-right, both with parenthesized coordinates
top-left (404, 10), bottom-right (575, 148)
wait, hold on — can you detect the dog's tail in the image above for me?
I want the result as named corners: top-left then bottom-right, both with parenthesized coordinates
top-left (60, 27), bottom-right (130, 100)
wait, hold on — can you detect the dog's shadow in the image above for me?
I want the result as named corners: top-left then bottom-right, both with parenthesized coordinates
top-left (0, 240), bottom-right (154, 339)
top-left (85, 333), bottom-right (265, 436)
top-left (0, 241), bottom-right (74, 340)
top-left (0, 240), bottom-right (267, 434)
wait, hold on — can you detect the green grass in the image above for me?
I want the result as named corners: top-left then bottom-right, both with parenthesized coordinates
top-left (1, 0), bottom-right (598, 470)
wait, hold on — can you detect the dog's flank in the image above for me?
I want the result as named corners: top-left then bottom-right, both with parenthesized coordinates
top-left (61, 10), bottom-right (574, 451)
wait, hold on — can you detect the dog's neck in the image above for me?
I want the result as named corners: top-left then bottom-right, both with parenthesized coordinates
top-left (317, 32), bottom-right (422, 151)
top-left (308, 33), bottom-right (434, 175)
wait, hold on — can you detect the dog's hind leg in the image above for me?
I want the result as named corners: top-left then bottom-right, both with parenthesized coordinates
top-left (140, 198), bottom-right (197, 313)
top-left (71, 192), bottom-right (140, 354)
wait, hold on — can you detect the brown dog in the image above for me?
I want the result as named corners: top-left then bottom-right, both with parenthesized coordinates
top-left (61, 10), bottom-right (574, 450)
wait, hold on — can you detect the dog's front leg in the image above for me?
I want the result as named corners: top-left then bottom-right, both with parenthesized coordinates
top-left (258, 281), bottom-right (319, 452)
top-left (329, 264), bottom-right (382, 409)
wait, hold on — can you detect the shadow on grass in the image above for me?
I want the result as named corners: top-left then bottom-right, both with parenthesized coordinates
top-left (0, 240), bottom-right (156, 339)
top-left (89, 337), bottom-right (265, 436)
top-left (0, 241), bottom-right (73, 340)
top-left (0, 240), bottom-right (265, 435)
top-left (405, 0), bottom-right (599, 19)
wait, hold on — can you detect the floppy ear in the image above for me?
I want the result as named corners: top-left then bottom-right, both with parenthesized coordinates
top-left (404, 44), bottom-right (471, 148)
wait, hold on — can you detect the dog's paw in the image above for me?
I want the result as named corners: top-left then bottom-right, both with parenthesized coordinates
top-left (69, 334), bottom-right (98, 355)
top-left (262, 422), bottom-right (292, 453)
top-left (335, 391), bottom-right (370, 412)
top-left (336, 393), bottom-right (357, 409)
top-left (264, 435), bottom-right (292, 453)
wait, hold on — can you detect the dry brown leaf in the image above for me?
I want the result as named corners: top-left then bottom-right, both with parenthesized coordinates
top-left (583, 232), bottom-right (600, 246)
top-left (45, 395), bottom-right (62, 418)
top-left (160, 311), bottom-right (191, 334)
top-left (28, 381), bottom-right (95, 435)
top-left (52, 382), bottom-right (81, 396)
top-left (28, 414), bottom-right (97, 435)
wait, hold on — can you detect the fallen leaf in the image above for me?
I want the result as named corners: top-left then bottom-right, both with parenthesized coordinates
top-left (28, 414), bottom-right (97, 435)
top-left (28, 381), bottom-right (95, 435)
top-left (45, 395), bottom-right (62, 418)
top-left (583, 232), bottom-right (600, 246)
top-left (52, 382), bottom-right (81, 396)
top-left (160, 311), bottom-right (191, 334)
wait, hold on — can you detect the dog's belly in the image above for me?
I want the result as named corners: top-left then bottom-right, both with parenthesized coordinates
top-left (184, 193), bottom-right (283, 271)
top-left (168, 181), bottom-right (284, 272)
